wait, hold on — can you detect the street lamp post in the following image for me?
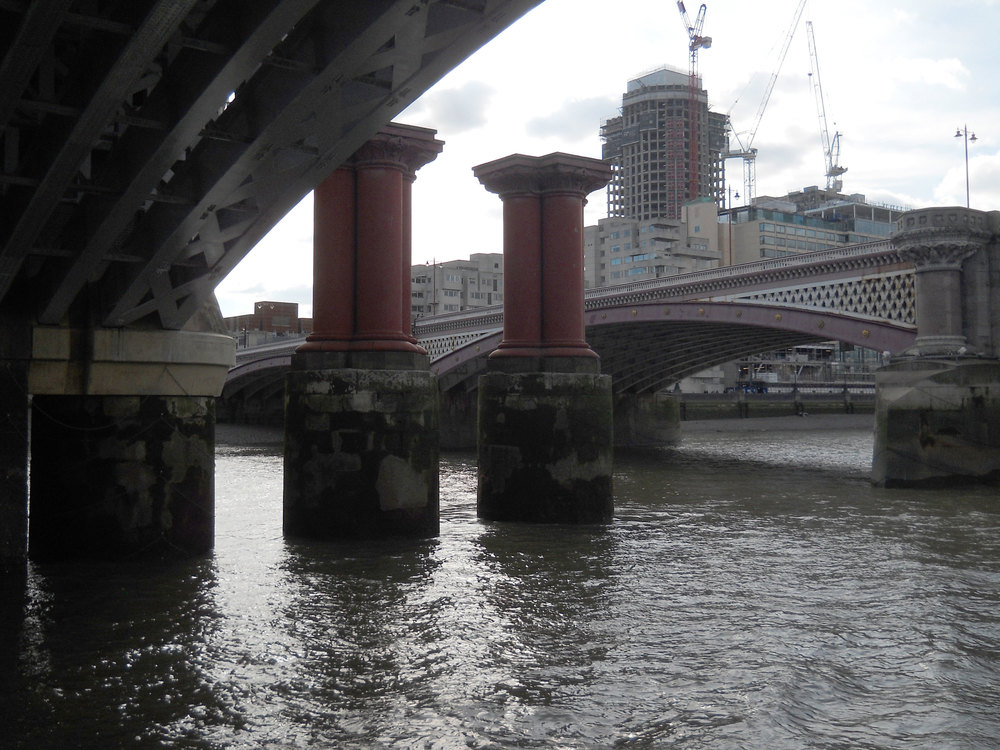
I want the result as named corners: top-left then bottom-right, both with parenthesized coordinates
top-left (954, 125), bottom-right (977, 208)
top-left (727, 185), bottom-right (740, 266)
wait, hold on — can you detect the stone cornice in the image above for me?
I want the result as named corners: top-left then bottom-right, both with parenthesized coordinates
top-left (473, 152), bottom-right (612, 199)
top-left (350, 123), bottom-right (444, 177)
top-left (893, 207), bottom-right (994, 270)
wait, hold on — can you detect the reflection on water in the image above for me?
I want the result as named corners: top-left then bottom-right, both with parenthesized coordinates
top-left (2, 420), bottom-right (998, 748)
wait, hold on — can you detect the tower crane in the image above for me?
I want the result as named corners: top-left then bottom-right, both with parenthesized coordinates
top-left (726, 0), bottom-right (807, 205)
top-left (806, 20), bottom-right (846, 191)
top-left (677, 2), bottom-right (711, 201)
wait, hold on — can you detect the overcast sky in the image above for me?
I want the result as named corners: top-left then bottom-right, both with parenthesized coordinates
top-left (216, 0), bottom-right (1000, 318)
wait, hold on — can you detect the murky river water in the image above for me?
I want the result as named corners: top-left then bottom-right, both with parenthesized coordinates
top-left (2, 416), bottom-right (998, 748)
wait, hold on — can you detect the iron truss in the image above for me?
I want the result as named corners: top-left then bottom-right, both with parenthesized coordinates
top-left (0, 0), bottom-right (540, 329)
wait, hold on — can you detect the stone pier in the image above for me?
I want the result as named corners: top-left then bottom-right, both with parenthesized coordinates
top-left (25, 321), bottom-right (234, 560)
top-left (873, 207), bottom-right (1000, 487)
top-left (283, 124), bottom-right (443, 540)
top-left (614, 392), bottom-right (681, 447)
top-left (473, 153), bottom-right (614, 523)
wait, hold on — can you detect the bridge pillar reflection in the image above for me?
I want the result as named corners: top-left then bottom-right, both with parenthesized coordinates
top-left (283, 124), bottom-right (443, 540)
top-left (873, 207), bottom-right (1000, 487)
top-left (0, 312), bottom-right (31, 569)
top-left (473, 153), bottom-right (614, 523)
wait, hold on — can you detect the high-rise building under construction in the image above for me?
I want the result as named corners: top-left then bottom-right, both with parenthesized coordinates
top-left (601, 66), bottom-right (727, 221)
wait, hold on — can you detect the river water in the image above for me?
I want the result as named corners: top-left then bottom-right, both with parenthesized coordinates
top-left (2, 416), bottom-right (999, 749)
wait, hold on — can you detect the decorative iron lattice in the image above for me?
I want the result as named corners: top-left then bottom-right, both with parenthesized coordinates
top-left (424, 330), bottom-right (500, 361)
top-left (734, 270), bottom-right (915, 325)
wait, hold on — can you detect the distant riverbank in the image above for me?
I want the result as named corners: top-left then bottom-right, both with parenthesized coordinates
top-left (682, 412), bottom-right (874, 433)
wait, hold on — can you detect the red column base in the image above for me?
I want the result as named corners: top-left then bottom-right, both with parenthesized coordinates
top-left (297, 336), bottom-right (426, 355)
top-left (490, 344), bottom-right (598, 359)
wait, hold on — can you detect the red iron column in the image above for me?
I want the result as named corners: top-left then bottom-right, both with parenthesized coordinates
top-left (301, 124), bottom-right (443, 353)
top-left (474, 153), bottom-right (610, 361)
top-left (472, 156), bottom-right (543, 355)
top-left (538, 159), bottom-right (601, 356)
top-left (307, 166), bottom-right (356, 348)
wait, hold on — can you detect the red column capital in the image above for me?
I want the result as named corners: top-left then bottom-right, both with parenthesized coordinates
top-left (474, 153), bottom-right (611, 361)
top-left (351, 123), bottom-right (444, 177)
top-left (303, 124), bottom-right (442, 355)
top-left (474, 152), bottom-right (611, 199)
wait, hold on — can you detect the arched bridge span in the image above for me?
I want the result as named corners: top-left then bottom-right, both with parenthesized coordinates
top-left (222, 239), bottom-right (920, 413)
top-left (431, 300), bottom-right (915, 393)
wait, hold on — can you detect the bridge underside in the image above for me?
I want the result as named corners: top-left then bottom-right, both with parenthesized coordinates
top-left (0, 0), bottom-right (540, 330)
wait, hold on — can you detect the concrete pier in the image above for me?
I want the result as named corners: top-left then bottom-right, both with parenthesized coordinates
top-left (873, 359), bottom-right (1000, 486)
top-left (873, 207), bottom-right (1000, 487)
top-left (283, 124), bottom-right (443, 540)
top-left (473, 153), bottom-right (614, 523)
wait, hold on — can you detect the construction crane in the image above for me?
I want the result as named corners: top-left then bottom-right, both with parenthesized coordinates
top-left (806, 20), bottom-right (847, 191)
top-left (677, 2), bottom-right (711, 201)
top-left (726, 0), bottom-right (807, 204)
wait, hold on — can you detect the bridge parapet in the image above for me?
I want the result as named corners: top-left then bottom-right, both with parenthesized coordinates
top-left (584, 239), bottom-right (896, 304)
top-left (414, 240), bottom-right (912, 340)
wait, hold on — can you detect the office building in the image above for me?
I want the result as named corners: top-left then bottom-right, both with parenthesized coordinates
top-left (411, 252), bottom-right (503, 316)
top-left (721, 187), bottom-right (907, 266)
top-left (584, 198), bottom-right (720, 288)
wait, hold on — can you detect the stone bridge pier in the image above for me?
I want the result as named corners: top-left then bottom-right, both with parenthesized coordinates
top-left (873, 207), bottom-right (1000, 486)
top-left (283, 124), bottom-right (443, 540)
top-left (473, 153), bottom-right (614, 523)
top-left (1, 305), bottom-right (234, 564)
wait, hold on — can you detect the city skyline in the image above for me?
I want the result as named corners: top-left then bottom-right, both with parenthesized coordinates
top-left (216, 0), bottom-right (1000, 318)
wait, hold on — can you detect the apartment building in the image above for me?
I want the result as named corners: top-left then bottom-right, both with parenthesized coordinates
top-left (411, 252), bottom-right (503, 315)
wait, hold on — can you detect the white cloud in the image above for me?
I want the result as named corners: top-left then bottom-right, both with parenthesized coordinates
top-left (887, 57), bottom-right (970, 91)
top-left (405, 80), bottom-right (497, 135)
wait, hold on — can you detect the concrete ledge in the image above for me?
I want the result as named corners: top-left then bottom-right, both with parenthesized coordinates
top-left (29, 327), bottom-right (235, 397)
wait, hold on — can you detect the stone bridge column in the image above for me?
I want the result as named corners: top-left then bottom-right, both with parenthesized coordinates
top-left (873, 207), bottom-right (1000, 487)
top-left (473, 153), bottom-right (614, 523)
top-left (284, 124), bottom-right (443, 540)
top-left (25, 320), bottom-right (234, 560)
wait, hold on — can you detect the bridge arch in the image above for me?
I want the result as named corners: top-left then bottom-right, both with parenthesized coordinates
top-left (220, 353), bottom-right (291, 423)
top-left (431, 301), bottom-right (915, 394)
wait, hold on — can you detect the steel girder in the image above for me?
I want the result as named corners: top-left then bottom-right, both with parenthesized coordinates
top-left (0, 0), bottom-right (541, 328)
